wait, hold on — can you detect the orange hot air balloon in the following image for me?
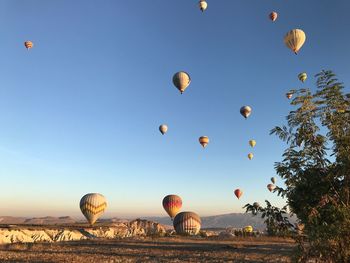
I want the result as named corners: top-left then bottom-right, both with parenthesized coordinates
top-left (286, 92), bottom-right (293, 99)
top-left (199, 136), bottom-right (209, 148)
top-left (267, 184), bottom-right (276, 192)
top-left (162, 195), bottom-right (182, 220)
top-left (269, 12), bottom-right (278, 22)
top-left (234, 189), bottom-right (243, 199)
top-left (24, 41), bottom-right (33, 50)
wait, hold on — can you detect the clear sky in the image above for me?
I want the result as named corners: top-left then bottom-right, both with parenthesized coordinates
top-left (0, 0), bottom-right (349, 218)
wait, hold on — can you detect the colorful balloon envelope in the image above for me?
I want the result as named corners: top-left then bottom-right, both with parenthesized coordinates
top-left (243, 225), bottom-right (253, 233)
top-left (248, 153), bottom-right (254, 160)
top-left (298, 72), bottom-right (307, 82)
top-left (286, 92), bottom-right (293, 99)
top-left (234, 189), bottom-right (243, 199)
top-left (199, 136), bottom-right (209, 148)
top-left (284, 29), bottom-right (306, 54)
top-left (80, 193), bottom-right (107, 225)
top-left (173, 71), bottom-right (191, 94)
top-left (271, 177), bottom-right (277, 184)
top-left (267, 184), bottom-right (276, 192)
top-left (249, 140), bottom-right (256, 148)
top-left (240, 106), bottom-right (252, 119)
top-left (269, 12), bottom-right (278, 22)
top-left (199, 0), bottom-right (208, 12)
top-left (159, 124), bottom-right (168, 135)
top-left (24, 41), bottom-right (33, 50)
top-left (173, 211), bottom-right (201, 235)
top-left (162, 195), bottom-right (182, 219)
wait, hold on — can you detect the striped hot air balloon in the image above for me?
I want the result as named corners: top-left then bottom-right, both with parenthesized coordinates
top-left (80, 193), bottom-right (107, 225)
top-left (24, 41), bottom-right (33, 50)
top-left (199, 0), bottom-right (208, 12)
top-left (284, 29), bottom-right (306, 54)
top-left (173, 71), bottom-right (191, 94)
top-left (269, 12), bottom-right (278, 22)
top-left (173, 211), bottom-right (201, 235)
top-left (162, 195), bottom-right (182, 220)
top-left (199, 136), bottom-right (209, 148)
top-left (298, 72), bottom-right (307, 82)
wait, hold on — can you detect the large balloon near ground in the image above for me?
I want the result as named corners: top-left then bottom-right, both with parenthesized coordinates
top-left (24, 41), bottom-right (33, 50)
top-left (284, 29), bottom-right (306, 54)
top-left (173, 211), bottom-right (201, 235)
top-left (199, 0), bottom-right (207, 12)
top-left (269, 12), bottom-right (278, 22)
top-left (159, 124), bottom-right (168, 135)
top-left (162, 195), bottom-right (182, 219)
top-left (240, 106), bottom-right (252, 119)
top-left (199, 136), bottom-right (209, 148)
top-left (173, 71), bottom-right (191, 94)
top-left (80, 193), bottom-right (107, 225)
top-left (234, 189), bottom-right (243, 199)
top-left (267, 184), bottom-right (276, 192)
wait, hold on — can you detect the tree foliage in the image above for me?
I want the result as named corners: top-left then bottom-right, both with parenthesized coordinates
top-left (270, 70), bottom-right (350, 262)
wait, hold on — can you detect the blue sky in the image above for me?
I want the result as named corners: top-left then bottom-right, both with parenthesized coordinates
top-left (0, 0), bottom-right (349, 218)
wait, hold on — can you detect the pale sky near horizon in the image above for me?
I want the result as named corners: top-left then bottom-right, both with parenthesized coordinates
top-left (0, 0), bottom-right (349, 218)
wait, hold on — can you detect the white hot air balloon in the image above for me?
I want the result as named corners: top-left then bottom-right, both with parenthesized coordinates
top-left (80, 193), bottom-right (107, 225)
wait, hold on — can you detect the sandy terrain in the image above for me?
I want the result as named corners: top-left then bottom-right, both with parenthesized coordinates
top-left (0, 236), bottom-right (295, 262)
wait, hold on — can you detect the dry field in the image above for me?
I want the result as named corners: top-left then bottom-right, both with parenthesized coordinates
top-left (0, 236), bottom-right (295, 263)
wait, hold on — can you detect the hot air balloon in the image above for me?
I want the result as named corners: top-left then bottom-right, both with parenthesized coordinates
top-left (199, 136), bottom-right (209, 148)
top-left (162, 195), bottom-right (182, 220)
top-left (286, 92), bottom-right (293, 99)
top-left (271, 177), bottom-right (277, 184)
top-left (243, 225), bottom-right (253, 233)
top-left (24, 41), bottom-right (33, 50)
top-left (298, 72), bottom-right (307, 83)
top-left (248, 153), bottom-right (254, 160)
top-left (284, 29), bottom-right (306, 54)
top-left (249, 140), bottom-right (256, 148)
top-left (253, 202), bottom-right (260, 209)
top-left (80, 193), bottom-right (107, 225)
top-left (173, 71), bottom-right (191, 94)
top-left (159, 124), bottom-right (168, 135)
top-left (234, 189), bottom-right (243, 199)
top-left (269, 12), bottom-right (278, 22)
top-left (173, 211), bottom-right (201, 235)
top-left (267, 184), bottom-right (276, 192)
top-left (199, 0), bottom-right (207, 12)
top-left (240, 106), bottom-right (252, 119)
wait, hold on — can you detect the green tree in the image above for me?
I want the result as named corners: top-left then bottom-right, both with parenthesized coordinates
top-left (244, 200), bottom-right (294, 236)
top-left (270, 70), bottom-right (350, 262)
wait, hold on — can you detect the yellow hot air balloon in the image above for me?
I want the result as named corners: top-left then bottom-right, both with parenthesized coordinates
top-left (199, 136), bottom-right (209, 148)
top-left (249, 140), bottom-right (256, 148)
top-left (173, 212), bottom-right (201, 235)
top-left (162, 195), bottom-right (182, 219)
top-left (298, 72), bottom-right (307, 82)
top-left (199, 0), bottom-right (207, 12)
top-left (248, 153), bottom-right (254, 160)
top-left (243, 225), bottom-right (253, 233)
top-left (24, 41), bottom-right (33, 50)
top-left (173, 71), bottom-right (191, 94)
top-left (240, 106), bottom-right (252, 119)
top-left (159, 124), bottom-right (168, 135)
top-left (80, 193), bottom-right (107, 225)
top-left (284, 29), bottom-right (306, 54)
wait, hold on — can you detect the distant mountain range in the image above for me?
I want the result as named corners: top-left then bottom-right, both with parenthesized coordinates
top-left (0, 213), bottom-right (296, 231)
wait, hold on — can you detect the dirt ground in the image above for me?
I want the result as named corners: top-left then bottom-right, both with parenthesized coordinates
top-left (0, 236), bottom-right (295, 263)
